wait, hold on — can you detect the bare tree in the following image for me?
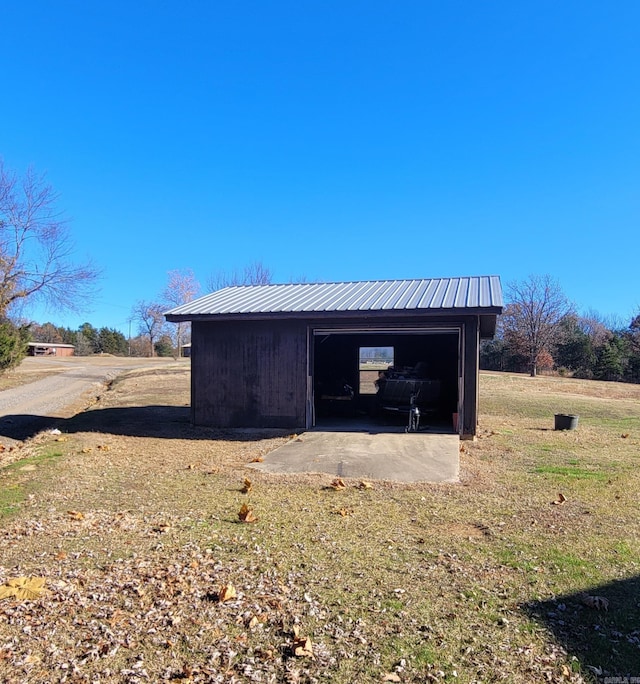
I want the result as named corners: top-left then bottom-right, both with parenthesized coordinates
top-left (131, 300), bottom-right (166, 357)
top-left (162, 268), bottom-right (200, 357)
top-left (502, 274), bottom-right (574, 377)
top-left (30, 322), bottom-right (64, 344)
top-left (580, 309), bottom-right (615, 347)
top-left (207, 260), bottom-right (273, 291)
top-left (0, 160), bottom-right (100, 316)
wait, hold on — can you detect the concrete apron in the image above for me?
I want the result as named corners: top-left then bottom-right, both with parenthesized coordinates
top-left (249, 428), bottom-right (460, 483)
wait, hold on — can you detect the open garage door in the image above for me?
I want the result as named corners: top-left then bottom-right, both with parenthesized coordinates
top-left (311, 327), bottom-right (461, 433)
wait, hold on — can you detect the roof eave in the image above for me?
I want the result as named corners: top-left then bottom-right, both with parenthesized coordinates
top-left (165, 306), bottom-right (503, 324)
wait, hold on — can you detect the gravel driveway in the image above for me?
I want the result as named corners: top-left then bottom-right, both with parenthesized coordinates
top-left (0, 356), bottom-right (184, 445)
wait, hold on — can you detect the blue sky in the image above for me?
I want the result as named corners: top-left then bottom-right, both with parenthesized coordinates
top-left (2, 1), bottom-right (639, 334)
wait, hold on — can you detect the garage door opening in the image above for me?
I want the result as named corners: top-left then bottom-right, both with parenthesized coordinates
top-left (313, 329), bottom-right (460, 433)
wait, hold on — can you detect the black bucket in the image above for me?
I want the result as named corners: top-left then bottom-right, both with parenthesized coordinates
top-left (554, 414), bottom-right (579, 431)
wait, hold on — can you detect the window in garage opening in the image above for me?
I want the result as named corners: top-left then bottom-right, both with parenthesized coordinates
top-left (359, 346), bottom-right (394, 394)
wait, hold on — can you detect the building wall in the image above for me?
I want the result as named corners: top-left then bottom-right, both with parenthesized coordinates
top-left (190, 314), bottom-right (483, 437)
top-left (191, 319), bottom-right (308, 428)
top-left (461, 316), bottom-right (480, 439)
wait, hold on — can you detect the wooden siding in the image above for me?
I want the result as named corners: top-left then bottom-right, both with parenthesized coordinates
top-left (191, 319), bottom-right (308, 429)
top-left (461, 316), bottom-right (480, 439)
top-left (190, 313), bottom-right (485, 437)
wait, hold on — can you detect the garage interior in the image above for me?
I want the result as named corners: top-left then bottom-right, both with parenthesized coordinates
top-left (312, 328), bottom-right (460, 432)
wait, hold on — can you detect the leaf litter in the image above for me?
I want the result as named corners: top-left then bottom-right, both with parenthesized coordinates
top-left (2, 366), bottom-right (639, 682)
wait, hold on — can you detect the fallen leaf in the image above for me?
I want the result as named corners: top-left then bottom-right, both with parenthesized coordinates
top-left (55, 436), bottom-right (68, 442)
top-left (336, 508), bottom-right (353, 517)
top-left (241, 478), bottom-right (253, 494)
top-left (561, 664), bottom-right (571, 678)
top-left (238, 503), bottom-right (258, 523)
top-left (152, 523), bottom-right (171, 533)
top-left (357, 481), bottom-right (373, 490)
top-left (621, 433), bottom-right (630, 438)
top-left (250, 456), bottom-right (264, 463)
top-left (55, 551), bottom-right (68, 560)
top-left (292, 634), bottom-right (314, 658)
top-left (67, 510), bottom-right (85, 520)
top-left (330, 478), bottom-right (346, 490)
top-left (382, 674), bottom-right (402, 683)
top-left (97, 444), bottom-right (110, 451)
top-left (0, 577), bottom-right (47, 601)
top-left (582, 595), bottom-right (609, 611)
top-left (552, 493), bottom-right (567, 505)
top-left (246, 615), bottom-right (260, 629)
top-left (218, 584), bottom-right (237, 602)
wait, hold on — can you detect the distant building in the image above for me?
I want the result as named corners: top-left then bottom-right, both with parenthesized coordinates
top-left (27, 342), bottom-right (75, 357)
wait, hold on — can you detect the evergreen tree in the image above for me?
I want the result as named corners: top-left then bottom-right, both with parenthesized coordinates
top-left (97, 327), bottom-right (128, 355)
top-left (0, 319), bottom-right (30, 371)
top-left (79, 322), bottom-right (99, 353)
top-left (555, 315), bottom-right (596, 374)
top-left (154, 334), bottom-right (174, 357)
top-left (594, 335), bottom-right (628, 381)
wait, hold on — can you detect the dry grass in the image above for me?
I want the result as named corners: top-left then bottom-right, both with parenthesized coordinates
top-left (1, 368), bottom-right (639, 683)
top-left (0, 364), bottom-right (65, 392)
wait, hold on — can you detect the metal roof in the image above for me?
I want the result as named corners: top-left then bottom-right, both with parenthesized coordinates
top-left (165, 276), bottom-right (503, 319)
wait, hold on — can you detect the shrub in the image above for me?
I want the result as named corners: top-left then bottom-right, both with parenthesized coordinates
top-left (0, 319), bottom-right (30, 372)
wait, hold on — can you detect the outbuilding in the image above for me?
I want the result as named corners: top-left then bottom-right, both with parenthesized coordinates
top-left (27, 342), bottom-right (75, 357)
top-left (165, 276), bottom-right (503, 439)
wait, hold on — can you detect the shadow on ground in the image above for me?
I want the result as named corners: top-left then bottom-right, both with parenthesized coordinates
top-left (1, 408), bottom-right (456, 444)
top-left (0, 406), bottom-right (292, 443)
top-left (523, 575), bottom-right (640, 679)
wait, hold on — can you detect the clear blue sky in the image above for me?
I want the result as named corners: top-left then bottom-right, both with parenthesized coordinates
top-left (2, 1), bottom-right (639, 334)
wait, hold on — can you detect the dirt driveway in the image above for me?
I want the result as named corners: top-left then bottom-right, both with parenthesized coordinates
top-left (0, 356), bottom-right (188, 445)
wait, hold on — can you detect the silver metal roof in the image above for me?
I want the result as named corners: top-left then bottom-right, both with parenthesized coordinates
top-left (165, 276), bottom-right (503, 319)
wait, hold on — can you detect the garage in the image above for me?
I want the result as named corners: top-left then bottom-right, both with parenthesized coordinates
top-left (165, 276), bottom-right (503, 439)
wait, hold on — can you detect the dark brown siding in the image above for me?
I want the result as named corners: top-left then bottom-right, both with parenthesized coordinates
top-left (189, 313), bottom-right (486, 437)
top-left (191, 320), bottom-right (308, 428)
top-left (461, 316), bottom-right (479, 439)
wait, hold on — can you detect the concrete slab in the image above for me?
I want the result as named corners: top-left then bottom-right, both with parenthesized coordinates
top-left (249, 422), bottom-right (460, 483)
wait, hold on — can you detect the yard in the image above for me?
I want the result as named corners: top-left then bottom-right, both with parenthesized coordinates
top-left (1, 367), bottom-right (639, 683)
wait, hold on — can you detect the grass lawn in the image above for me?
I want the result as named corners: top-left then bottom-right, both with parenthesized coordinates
top-left (1, 369), bottom-right (639, 683)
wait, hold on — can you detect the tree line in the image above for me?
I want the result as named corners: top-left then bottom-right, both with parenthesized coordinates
top-left (3, 161), bottom-right (639, 381)
top-left (481, 274), bottom-right (640, 383)
top-left (28, 322), bottom-right (145, 357)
